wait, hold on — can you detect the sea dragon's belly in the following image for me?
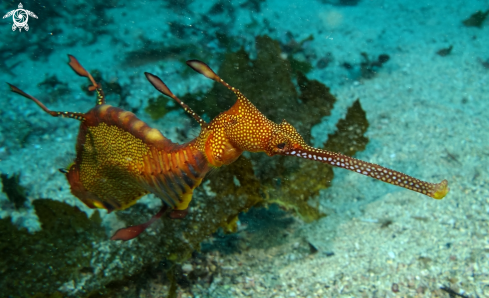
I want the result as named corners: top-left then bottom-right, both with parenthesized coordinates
top-left (67, 104), bottom-right (210, 212)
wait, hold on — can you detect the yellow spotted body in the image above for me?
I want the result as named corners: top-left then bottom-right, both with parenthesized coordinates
top-left (79, 122), bottom-right (150, 210)
top-left (64, 103), bottom-right (211, 212)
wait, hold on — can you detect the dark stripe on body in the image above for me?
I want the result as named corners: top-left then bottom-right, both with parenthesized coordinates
top-left (180, 170), bottom-right (195, 189)
top-left (140, 143), bottom-right (210, 208)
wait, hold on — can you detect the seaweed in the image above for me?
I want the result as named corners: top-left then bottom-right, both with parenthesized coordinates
top-left (81, 69), bottom-right (133, 111)
top-left (144, 95), bottom-right (179, 120)
top-left (436, 45), bottom-right (453, 57)
top-left (360, 52), bottom-right (390, 79)
top-left (280, 33), bottom-right (315, 74)
top-left (240, 0), bottom-right (267, 12)
top-left (462, 10), bottom-right (489, 28)
top-left (319, 0), bottom-right (361, 6)
top-left (37, 74), bottom-right (70, 104)
top-left (478, 57), bottom-right (489, 69)
top-left (289, 56), bottom-right (313, 74)
top-left (323, 99), bottom-right (369, 156)
top-left (0, 199), bottom-right (104, 297)
top-left (316, 53), bottom-right (333, 69)
top-left (1, 172), bottom-right (27, 209)
top-left (207, 156), bottom-right (264, 232)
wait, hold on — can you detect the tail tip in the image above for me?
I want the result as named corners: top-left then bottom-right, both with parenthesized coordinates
top-left (432, 179), bottom-right (449, 200)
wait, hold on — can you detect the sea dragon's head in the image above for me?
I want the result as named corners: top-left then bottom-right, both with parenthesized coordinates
top-left (265, 119), bottom-right (306, 156)
top-left (184, 60), bottom-right (310, 164)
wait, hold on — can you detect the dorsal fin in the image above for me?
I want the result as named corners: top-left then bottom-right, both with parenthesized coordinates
top-left (67, 55), bottom-right (105, 106)
top-left (144, 72), bottom-right (207, 127)
top-left (186, 60), bottom-right (242, 95)
top-left (186, 60), bottom-right (253, 109)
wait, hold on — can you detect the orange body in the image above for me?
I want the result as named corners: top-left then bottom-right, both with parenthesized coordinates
top-left (8, 56), bottom-right (449, 240)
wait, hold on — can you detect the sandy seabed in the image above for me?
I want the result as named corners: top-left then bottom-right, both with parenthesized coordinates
top-left (1, 0), bottom-right (488, 296)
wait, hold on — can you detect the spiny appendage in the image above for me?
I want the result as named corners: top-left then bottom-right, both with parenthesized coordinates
top-left (185, 60), bottom-right (273, 142)
top-left (287, 146), bottom-right (449, 199)
top-left (7, 83), bottom-right (86, 121)
top-left (110, 205), bottom-right (169, 241)
top-left (67, 54), bottom-right (106, 105)
top-left (95, 89), bottom-right (105, 105)
top-left (186, 59), bottom-right (244, 98)
top-left (156, 59), bottom-right (261, 133)
top-left (186, 60), bottom-right (274, 148)
top-left (144, 72), bottom-right (207, 127)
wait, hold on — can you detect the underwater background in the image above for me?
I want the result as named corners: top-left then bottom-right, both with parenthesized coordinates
top-left (0, 0), bottom-right (488, 297)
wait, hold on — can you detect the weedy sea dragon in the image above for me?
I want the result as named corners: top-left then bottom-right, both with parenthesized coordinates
top-left (7, 56), bottom-right (449, 241)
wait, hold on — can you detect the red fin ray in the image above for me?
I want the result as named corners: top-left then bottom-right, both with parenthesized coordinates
top-left (110, 205), bottom-right (169, 241)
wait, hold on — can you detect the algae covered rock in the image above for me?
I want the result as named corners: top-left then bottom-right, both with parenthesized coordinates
top-left (1, 173), bottom-right (27, 209)
top-left (0, 199), bottom-right (104, 297)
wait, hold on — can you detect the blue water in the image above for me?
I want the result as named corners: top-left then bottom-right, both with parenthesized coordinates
top-left (1, 0), bottom-right (488, 297)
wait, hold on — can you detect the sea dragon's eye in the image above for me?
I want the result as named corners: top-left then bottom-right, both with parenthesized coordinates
top-left (277, 142), bottom-right (286, 149)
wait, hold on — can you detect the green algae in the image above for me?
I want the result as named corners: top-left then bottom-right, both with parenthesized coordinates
top-left (145, 95), bottom-right (179, 120)
top-left (37, 74), bottom-right (70, 104)
top-left (323, 99), bottom-right (369, 157)
top-left (436, 45), bottom-right (453, 57)
top-left (462, 10), bottom-right (489, 28)
top-left (289, 57), bottom-right (313, 74)
top-left (360, 53), bottom-right (390, 79)
top-left (0, 199), bottom-right (104, 297)
top-left (207, 156), bottom-right (264, 232)
top-left (1, 172), bottom-right (27, 209)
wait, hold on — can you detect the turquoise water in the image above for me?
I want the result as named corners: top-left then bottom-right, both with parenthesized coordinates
top-left (1, 0), bottom-right (488, 297)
